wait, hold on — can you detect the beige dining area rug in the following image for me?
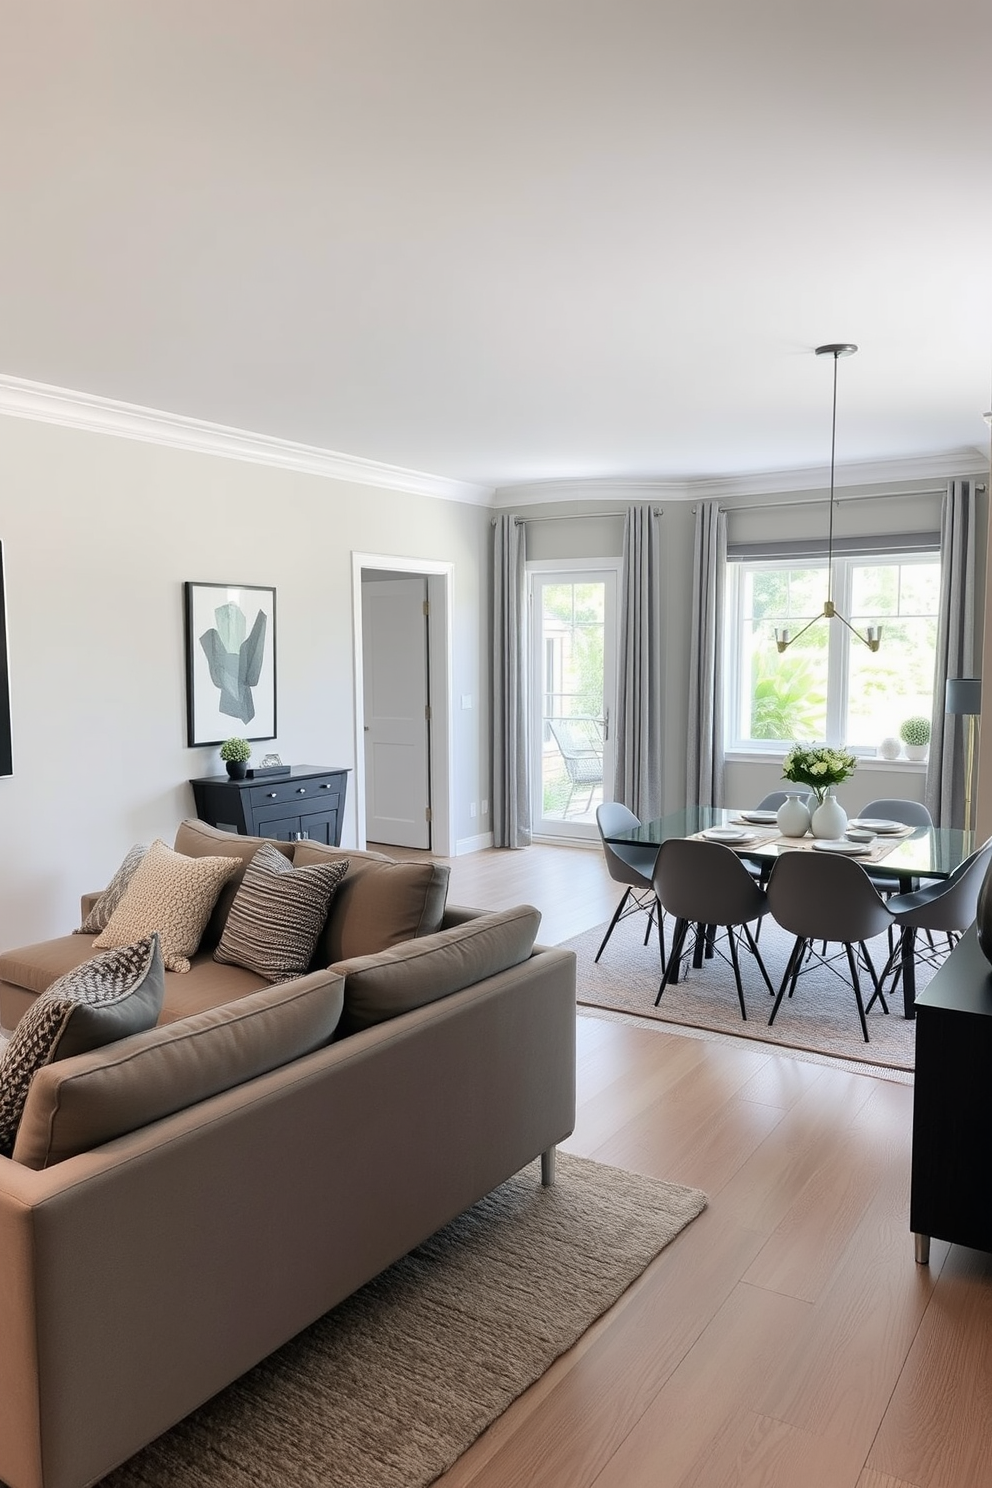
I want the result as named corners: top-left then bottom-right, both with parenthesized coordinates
top-left (568, 911), bottom-right (936, 1074)
top-left (100, 1153), bottom-right (705, 1488)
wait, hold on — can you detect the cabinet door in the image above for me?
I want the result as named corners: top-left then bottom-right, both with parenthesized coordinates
top-left (295, 809), bottom-right (340, 847)
top-left (254, 813), bottom-right (303, 842)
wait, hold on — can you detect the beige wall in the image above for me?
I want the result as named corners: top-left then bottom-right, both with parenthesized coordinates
top-left (0, 416), bottom-right (492, 947)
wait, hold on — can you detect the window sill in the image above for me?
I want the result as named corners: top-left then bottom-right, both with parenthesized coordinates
top-left (725, 750), bottom-right (927, 773)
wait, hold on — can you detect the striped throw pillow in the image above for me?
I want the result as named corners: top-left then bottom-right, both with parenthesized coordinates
top-left (213, 843), bottom-right (349, 982)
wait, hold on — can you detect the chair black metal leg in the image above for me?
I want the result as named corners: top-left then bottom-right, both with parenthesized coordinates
top-left (860, 942), bottom-right (888, 1016)
top-left (656, 917), bottom-right (689, 1004)
top-left (844, 941), bottom-right (870, 1043)
top-left (595, 888), bottom-right (631, 962)
top-left (742, 921), bottom-right (775, 996)
top-left (727, 927), bottom-right (748, 1020)
top-left (769, 937), bottom-right (805, 1026)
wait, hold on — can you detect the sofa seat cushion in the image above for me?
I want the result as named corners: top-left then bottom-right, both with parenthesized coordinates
top-left (93, 839), bottom-right (239, 972)
top-left (332, 903), bottom-right (542, 1035)
top-left (0, 934), bottom-right (166, 1156)
top-left (293, 841), bottom-right (450, 962)
top-left (0, 934), bottom-right (106, 997)
top-left (155, 956), bottom-right (266, 1023)
top-left (174, 819), bottom-right (294, 949)
top-left (214, 843), bottom-right (349, 982)
top-left (13, 969), bottom-right (345, 1169)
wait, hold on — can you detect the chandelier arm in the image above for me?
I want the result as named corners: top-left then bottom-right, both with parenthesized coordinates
top-left (831, 606), bottom-right (882, 652)
top-left (775, 610), bottom-right (827, 652)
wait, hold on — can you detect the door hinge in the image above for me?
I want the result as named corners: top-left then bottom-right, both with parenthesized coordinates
top-left (423, 600), bottom-right (430, 616)
top-left (425, 704), bottom-right (432, 721)
top-left (425, 806), bottom-right (433, 823)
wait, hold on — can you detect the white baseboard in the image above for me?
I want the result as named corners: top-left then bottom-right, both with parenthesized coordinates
top-left (455, 831), bottom-right (494, 855)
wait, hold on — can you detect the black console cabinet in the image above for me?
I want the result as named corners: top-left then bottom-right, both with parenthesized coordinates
top-left (911, 925), bottom-right (992, 1262)
top-left (190, 765), bottom-right (350, 845)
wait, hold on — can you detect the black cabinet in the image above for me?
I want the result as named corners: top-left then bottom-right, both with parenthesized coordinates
top-left (190, 765), bottom-right (350, 846)
top-left (910, 926), bottom-right (992, 1262)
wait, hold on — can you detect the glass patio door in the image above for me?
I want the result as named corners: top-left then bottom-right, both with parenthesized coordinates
top-left (528, 565), bottom-right (618, 841)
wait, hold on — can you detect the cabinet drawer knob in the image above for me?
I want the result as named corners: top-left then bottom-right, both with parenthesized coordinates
top-left (297, 787), bottom-right (307, 794)
top-left (321, 782), bottom-right (332, 789)
top-left (267, 792), bottom-right (277, 799)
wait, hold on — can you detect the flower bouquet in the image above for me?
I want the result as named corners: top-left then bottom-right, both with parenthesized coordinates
top-left (781, 742), bottom-right (857, 805)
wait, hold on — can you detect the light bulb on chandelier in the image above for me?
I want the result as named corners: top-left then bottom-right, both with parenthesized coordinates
top-left (774, 344), bottom-right (882, 655)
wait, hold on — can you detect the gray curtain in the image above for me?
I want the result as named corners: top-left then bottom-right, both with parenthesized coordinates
top-left (925, 479), bottom-right (977, 827)
top-left (614, 505), bottom-right (664, 821)
top-left (492, 514), bottom-right (531, 847)
top-left (686, 501), bottom-right (727, 807)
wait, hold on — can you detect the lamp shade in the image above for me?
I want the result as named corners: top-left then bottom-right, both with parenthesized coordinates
top-left (945, 677), bottom-right (982, 715)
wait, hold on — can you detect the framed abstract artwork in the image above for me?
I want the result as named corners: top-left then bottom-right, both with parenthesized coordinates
top-left (184, 582), bottom-right (276, 747)
top-left (0, 543), bottom-right (11, 776)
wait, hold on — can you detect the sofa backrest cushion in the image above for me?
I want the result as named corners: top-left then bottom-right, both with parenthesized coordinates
top-left (0, 934), bottom-right (165, 1157)
top-left (174, 819), bottom-right (294, 948)
top-left (331, 904), bottom-right (541, 1035)
top-left (293, 841), bottom-right (450, 962)
top-left (13, 969), bottom-right (345, 1169)
top-left (214, 843), bottom-right (350, 982)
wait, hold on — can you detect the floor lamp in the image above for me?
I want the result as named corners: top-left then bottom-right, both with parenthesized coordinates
top-left (945, 677), bottom-right (982, 833)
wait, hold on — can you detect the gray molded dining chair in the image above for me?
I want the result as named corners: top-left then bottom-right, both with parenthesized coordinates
top-left (857, 798), bottom-right (933, 829)
top-left (867, 837), bottom-right (992, 1013)
top-left (765, 851), bottom-right (894, 1042)
top-left (594, 802), bottom-right (662, 963)
top-left (756, 791), bottom-right (789, 810)
top-left (652, 838), bottom-right (773, 1021)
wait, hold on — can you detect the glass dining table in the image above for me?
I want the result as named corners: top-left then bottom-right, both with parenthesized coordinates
top-left (603, 806), bottom-right (977, 1018)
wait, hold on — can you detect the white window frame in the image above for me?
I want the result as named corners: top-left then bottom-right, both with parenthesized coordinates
top-left (724, 549), bottom-right (940, 756)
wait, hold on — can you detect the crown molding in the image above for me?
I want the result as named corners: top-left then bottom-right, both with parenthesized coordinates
top-left (493, 477), bottom-right (690, 507)
top-left (0, 373), bottom-right (495, 506)
top-left (495, 448), bottom-right (988, 506)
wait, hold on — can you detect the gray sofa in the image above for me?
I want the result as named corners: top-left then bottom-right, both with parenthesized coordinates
top-left (0, 823), bottom-right (577, 1488)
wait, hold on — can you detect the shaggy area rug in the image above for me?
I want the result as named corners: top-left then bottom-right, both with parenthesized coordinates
top-left (568, 910), bottom-right (939, 1073)
top-left (101, 1154), bottom-right (705, 1488)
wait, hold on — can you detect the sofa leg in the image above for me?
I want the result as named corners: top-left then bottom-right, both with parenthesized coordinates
top-left (541, 1146), bottom-right (557, 1187)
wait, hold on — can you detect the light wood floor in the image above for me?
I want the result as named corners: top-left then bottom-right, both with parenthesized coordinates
top-left (371, 841), bottom-right (992, 1488)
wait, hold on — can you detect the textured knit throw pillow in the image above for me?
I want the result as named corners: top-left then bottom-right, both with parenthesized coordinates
top-left (75, 843), bottom-right (148, 933)
top-left (0, 933), bottom-right (165, 1157)
top-left (214, 842), bottom-right (349, 982)
top-left (93, 839), bottom-right (238, 973)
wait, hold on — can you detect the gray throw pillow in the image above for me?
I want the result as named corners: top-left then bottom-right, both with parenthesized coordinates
top-left (0, 933), bottom-right (165, 1156)
top-left (76, 844), bottom-right (148, 933)
top-left (213, 843), bottom-right (349, 982)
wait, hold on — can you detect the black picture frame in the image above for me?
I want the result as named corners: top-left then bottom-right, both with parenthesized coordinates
top-left (0, 543), bottom-right (11, 777)
top-left (184, 581), bottom-right (277, 747)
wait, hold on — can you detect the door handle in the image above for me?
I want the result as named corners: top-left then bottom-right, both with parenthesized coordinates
top-left (602, 707), bottom-right (610, 742)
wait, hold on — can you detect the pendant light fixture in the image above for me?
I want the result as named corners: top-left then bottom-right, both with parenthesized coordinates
top-left (774, 343), bottom-right (882, 654)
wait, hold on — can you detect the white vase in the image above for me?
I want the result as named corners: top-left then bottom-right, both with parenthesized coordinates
top-left (811, 791), bottom-right (848, 839)
top-left (905, 743), bottom-right (928, 762)
top-left (776, 792), bottom-right (811, 837)
top-left (878, 736), bottom-right (902, 760)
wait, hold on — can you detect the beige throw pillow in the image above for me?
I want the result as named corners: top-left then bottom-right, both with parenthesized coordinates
top-left (93, 839), bottom-right (238, 972)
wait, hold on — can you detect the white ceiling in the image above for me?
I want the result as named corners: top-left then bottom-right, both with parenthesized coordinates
top-left (1, 0), bottom-right (989, 498)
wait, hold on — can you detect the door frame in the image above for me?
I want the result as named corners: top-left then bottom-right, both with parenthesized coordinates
top-left (526, 557), bottom-right (621, 844)
top-left (352, 552), bottom-right (453, 857)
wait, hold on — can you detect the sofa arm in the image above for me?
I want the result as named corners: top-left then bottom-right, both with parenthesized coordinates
top-left (79, 891), bottom-right (103, 921)
top-left (439, 903), bottom-right (484, 929)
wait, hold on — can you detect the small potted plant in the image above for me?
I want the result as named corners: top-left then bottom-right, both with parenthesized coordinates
top-left (899, 716), bottom-right (931, 762)
top-left (219, 736), bottom-right (252, 779)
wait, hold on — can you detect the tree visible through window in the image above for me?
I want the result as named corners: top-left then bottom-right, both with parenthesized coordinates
top-left (726, 553), bottom-right (940, 751)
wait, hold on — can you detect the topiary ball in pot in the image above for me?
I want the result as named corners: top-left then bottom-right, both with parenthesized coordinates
top-left (899, 716), bottom-right (931, 761)
top-left (219, 737), bottom-right (251, 779)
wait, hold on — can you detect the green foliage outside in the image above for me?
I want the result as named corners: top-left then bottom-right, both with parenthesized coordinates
top-left (750, 651), bottom-right (826, 740)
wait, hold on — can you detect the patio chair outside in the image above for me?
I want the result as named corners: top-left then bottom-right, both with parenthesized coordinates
top-left (547, 716), bottom-right (605, 818)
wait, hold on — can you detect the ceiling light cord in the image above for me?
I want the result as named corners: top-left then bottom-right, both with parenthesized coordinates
top-left (775, 343), bottom-right (881, 655)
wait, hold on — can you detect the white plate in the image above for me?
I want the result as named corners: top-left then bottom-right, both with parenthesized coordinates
top-left (739, 811), bottom-right (778, 825)
top-left (847, 817), bottom-right (905, 833)
top-left (812, 838), bottom-right (872, 855)
top-left (702, 827), bottom-right (749, 843)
